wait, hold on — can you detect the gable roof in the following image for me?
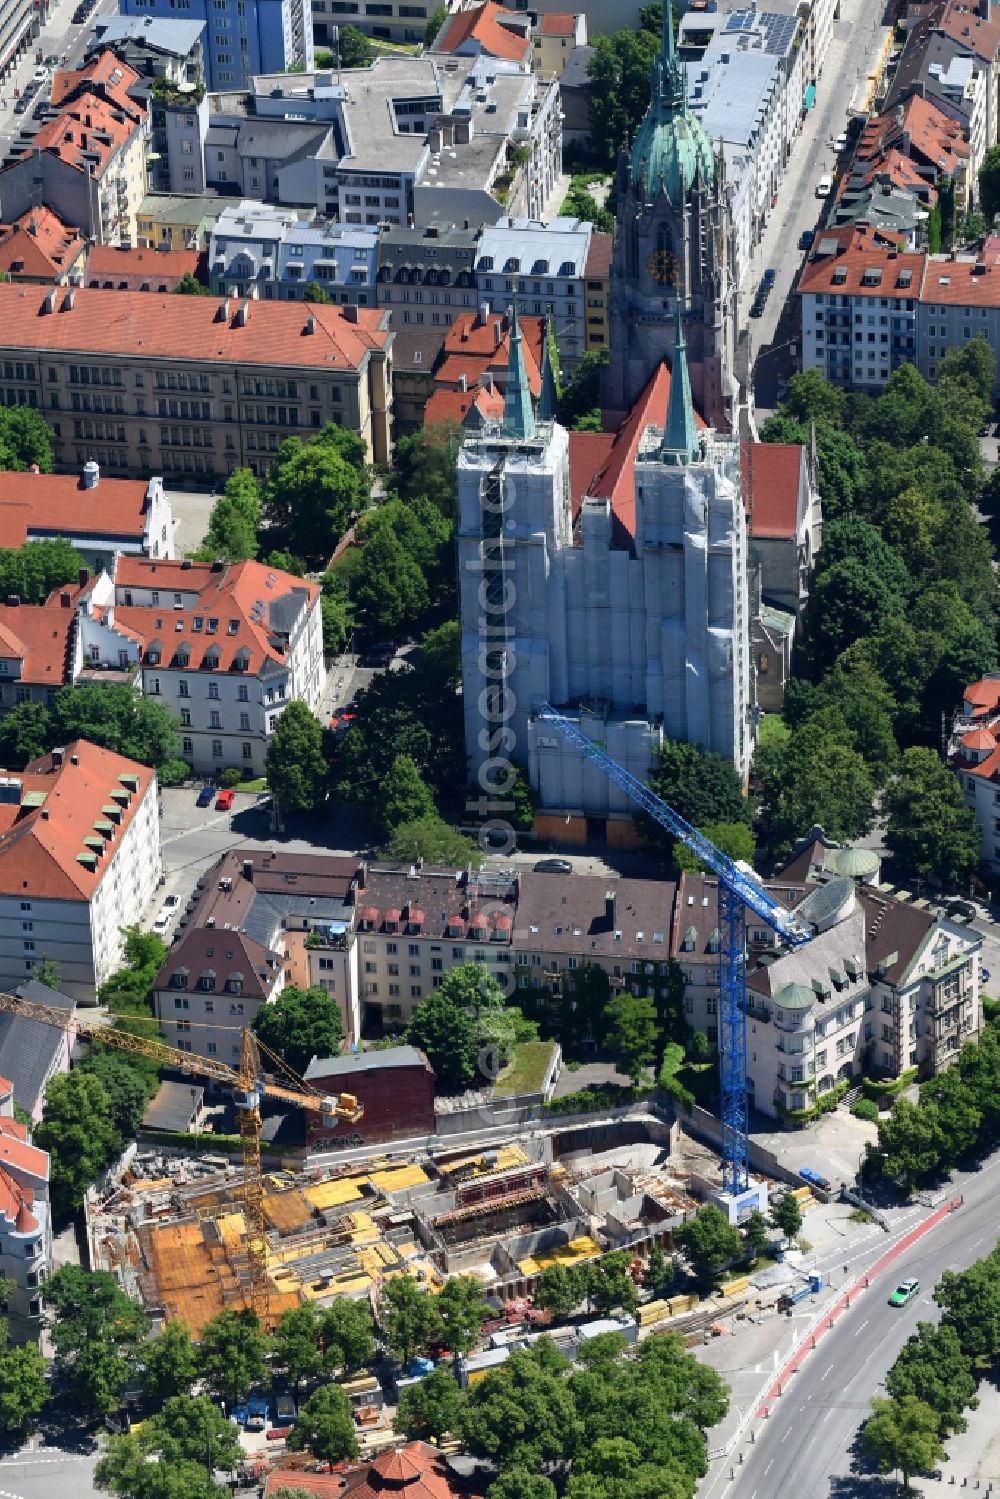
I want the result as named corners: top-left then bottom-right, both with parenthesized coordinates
top-left (0, 1114), bottom-right (49, 1185)
top-left (422, 382), bottom-right (504, 428)
top-left (0, 980), bottom-right (73, 1115)
top-left (0, 600), bottom-right (77, 687)
top-left (0, 739), bottom-right (155, 901)
top-left (87, 245), bottom-right (201, 282)
top-left (0, 206), bottom-right (86, 281)
top-left (32, 52), bottom-right (146, 181)
top-left (153, 926), bottom-right (281, 1002)
top-left (0, 468), bottom-right (154, 550)
top-left (0, 286), bottom-right (391, 372)
top-left (436, 2), bottom-right (531, 62)
top-left (741, 442), bottom-right (807, 539)
top-left (856, 885), bottom-right (938, 986)
top-left (539, 12), bottom-right (578, 34)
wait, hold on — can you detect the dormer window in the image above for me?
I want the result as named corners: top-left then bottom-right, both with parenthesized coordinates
top-left (171, 970), bottom-right (188, 989)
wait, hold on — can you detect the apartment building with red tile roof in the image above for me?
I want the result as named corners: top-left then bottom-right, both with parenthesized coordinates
top-left (73, 554), bottom-right (325, 777)
top-left (0, 284), bottom-right (393, 477)
top-left (0, 463), bottom-right (172, 567)
top-left (799, 226), bottom-right (1000, 393)
top-left (0, 207), bottom-right (87, 285)
top-left (0, 1085), bottom-right (50, 1341)
top-left (423, 306), bottom-right (544, 428)
top-left (0, 739), bottom-right (161, 1003)
top-left (435, 1), bottom-right (531, 65)
top-left (534, 11), bottom-right (587, 76)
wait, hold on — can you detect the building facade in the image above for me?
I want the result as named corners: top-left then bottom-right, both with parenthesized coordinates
top-left (476, 216), bottom-right (592, 372)
top-left (154, 926), bottom-right (285, 1067)
top-left (120, 0), bottom-right (312, 90)
top-left (0, 1082), bottom-right (50, 1343)
top-left (0, 283), bottom-right (393, 477)
top-left (0, 742), bottom-right (161, 1001)
top-left (376, 221), bottom-right (479, 333)
top-left (210, 201), bottom-right (379, 304)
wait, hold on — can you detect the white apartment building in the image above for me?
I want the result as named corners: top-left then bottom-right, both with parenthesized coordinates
top-left (209, 201), bottom-right (378, 303)
top-left (0, 1080), bottom-right (50, 1343)
top-left (74, 556), bottom-right (324, 777)
top-left (475, 216), bottom-right (592, 371)
top-left (0, 741), bottom-right (161, 1002)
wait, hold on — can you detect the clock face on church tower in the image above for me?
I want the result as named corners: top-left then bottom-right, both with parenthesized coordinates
top-left (647, 249), bottom-right (677, 285)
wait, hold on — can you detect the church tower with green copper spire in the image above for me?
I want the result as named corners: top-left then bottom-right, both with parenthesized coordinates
top-left (603, 3), bottom-right (736, 431)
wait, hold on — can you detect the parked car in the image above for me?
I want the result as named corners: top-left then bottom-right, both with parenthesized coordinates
top-left (798, 229), bottom-right (815, 251)
top-left (749, 297), bottom-right (765, 318)
top-left (888, 1277), bottom-right (920, 1307)
top-left (196, 785), bottom-right (215, 807)
top-left (215, 788), bottom-right (235, 811)
top-left (816, 174), bottom-right (833, 198)
top-left (830, 133), bottom-right (848, 152)
top-left (163, 893), bottom-right (180, 909)
top-left (152, 907), bottom-right (171, 935)
top-left (534, 858), bottom-right (573, 874)
top-left (329, 712), bottom-right (357, 732)
top-left (762, 267), bottom-right (776, 286)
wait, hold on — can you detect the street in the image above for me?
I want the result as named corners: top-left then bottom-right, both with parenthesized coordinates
top-left (740, 0), bottom-right (893, 409)
top-left (703, 1151), bottom-right (1000, 1498)
top-left (0, 0), bottom-right (116, 162)
top-left (0, 1450), bottom-right (100, 1499)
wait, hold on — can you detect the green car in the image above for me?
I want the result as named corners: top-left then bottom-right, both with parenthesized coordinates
top-left (888, 1278), bottom-right (920, 1307)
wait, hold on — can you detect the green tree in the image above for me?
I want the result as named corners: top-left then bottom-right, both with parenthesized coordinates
top-left (353, 527), bottom-right (430, 633)
top-left (288, 1384), bottom-right (358, 1465)
top-left (392, 422), bottom-right (461, 515)
top-left (320, 572), bottom-right (354, 655)
top-left (76, 1052), bottom-right (152, 1139)
top-left (419, 619), bottom-right (461, 688)
top-left (339, 22), bottom-right (375, 66)
top-left (674, 820), bottom-right (755, 874)
top-left (384, 815), bottom-right (482, 869)
top-left (487, 1474), bottom-right (558, 1499)
top-left (395, 1366), bottom-right (465, 1443)
top-left (886, 1321), bottom-right (978, 1435)
top-left (98, 926), bottom-right (167, 1013)
top-left (919, 1066), bottom-right (982, 1164)
top-left (587, 29), bottom-right (660, 166)
top-left (805, 552), bottom-right (909, 677)
top-left (46, 1265), bottom-right (149, 1417)
top-left (534, 1263), bottom-right (588, 1318)
top-left (603, 993), bottom-right (657, 1086)
top-left (460, 1341), bottom-right (580, 1472)
top-left (193, 469), bottom-right (261, 562)
top-left (302, 280), bottom-right (332, 303)
top-left (265, 700), bottom-right (328, 814)
top-left (272, 1304), bottom-right (322, 1389)
top-left (379, 754), bottom-right (437, 835)
top-left (380, 1275), bottom-right (444, 1365)
top-left (423, 5), bottom-right (446, 41)
top-left (331, 662), bottom-right (464, 808)
top-left (52, 684), bottom-right (178, 768)
top-left (588, 1251), bottom-right (639, 1315)
top-left (770, 1192), bottom-right (803, 1240)
top-left (0, 407), bottom-right (54, 471)
top-left (0, 701), bottom-right (52, 768)
top-left (262, 424), bottom-right (368, 558)
top-left (174, 271), bottom-right (210, 295)
top-left (143, 1319), bottom-right (200, 1404)
top-left (979, 143), bottom-right (1000, 224)
top-left (877, 1098), bottom-right (947, 1193)
top-left (0, 1343), bottom-right (48, 1436)
top-left (556, 348), bottom-right (610, 429)
top-left (319, 1297), bottom-right (375, 1375)
top-left (151, 1394), bottom-right (243, 1469)
top-left (939, 335), bottom-right (996, 406)
top-left (884, 747), bottom-right (980, 885)
top-left (759, 721), bottom-right (876, 849)
top-left (674, 1204), bottom-right (743, 1283)
top-left (96, 1441), bottom-right (226, 1499)
top-left (934, 1253), bottom-right (1000, 1361)
top-left (0, 537), bottom-right (86, 603)
top-left (780, 369), bottom-right (845, 426)
top-left (36, 1070), bottom-right (120, 1218)
top-left (197, 1308), bottom-right (269, 1407)
top-left (404, 986), bottom-right (480, 1088)
top-left (437, 1275), bottom-right (488, 1355)
top-left (645, 738), bottom-right (750, 837)
top-left (743, 1209), bottom-right (769, 1260)
top-left (863, 1395), bottom-right (944, 1492)
top-left (251, 983), bottom-right (343, 1075)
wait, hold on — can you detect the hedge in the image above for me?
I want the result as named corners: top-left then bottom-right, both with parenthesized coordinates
top-left (861, 1067), bottom-right (917, 1101)
top-left (544, 1083), bottom-right (653, 1115)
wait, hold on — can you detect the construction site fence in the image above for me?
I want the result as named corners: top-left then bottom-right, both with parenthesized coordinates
top-left (134, 1130), bottom-right (300, 1169)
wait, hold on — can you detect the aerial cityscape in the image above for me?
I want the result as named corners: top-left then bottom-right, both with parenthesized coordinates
top-left (0, 0), bottom-right (994, 1492)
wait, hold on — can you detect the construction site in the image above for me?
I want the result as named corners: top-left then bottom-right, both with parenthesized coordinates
top-left (85, 1115), bottom-right (729, 1332)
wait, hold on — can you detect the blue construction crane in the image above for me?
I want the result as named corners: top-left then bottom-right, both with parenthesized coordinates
top-left (538, 705), bottom-right (812, 1199)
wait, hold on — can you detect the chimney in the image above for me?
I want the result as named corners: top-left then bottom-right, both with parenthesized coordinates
top-left (304, 314), bottom-right (316, 334)
top-left (343, 304), bottom-right (359, 323)
top-left (51, 747), bottom-right (64, 767)
top-left (478, 298), bottom-right (490, 326)
top-left (494, 317), bottom-right (503, 349)
top-left (78, 567), bottom-right (88, 588)
top-left (215, 298), bottom-right (230, 322)
top-left (41, 289), bottom-right (56, 314)
top-left (605, 889), bottom-right (616, 927)
top-left (70, 753), bottom-right (79, 765)
top-left (82, 459), bottom-right (99, 489)
top-left (233, 298), bottom-right (250, 326)
top-left (459, 372), bottom-right (467, 391)
top-left (62, 288), bottom-right (75, 312)
top-left (5, 594), bottom-right (19, 606)
top-left (242, 858), bottom-right (254, 882)
top-left (59, 590), bottom-right (71, 607)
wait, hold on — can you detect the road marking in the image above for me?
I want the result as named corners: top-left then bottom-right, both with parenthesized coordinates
top-left (765, 1461), bottom-right (774, 1475)
top-left (821, 1363), bottom-right (835, 1381)
top-left (854, 1318), bottom-right (869, 1337)
top-left (781, 1429), bottom-right (791, 1444)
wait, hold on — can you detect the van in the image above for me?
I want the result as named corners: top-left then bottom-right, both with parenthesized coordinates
top-left (816, 174), bottom-right (833, 198)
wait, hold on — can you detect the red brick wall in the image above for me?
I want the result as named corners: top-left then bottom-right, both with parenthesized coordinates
top-left (308, 1060), bottom-right (436, 1145)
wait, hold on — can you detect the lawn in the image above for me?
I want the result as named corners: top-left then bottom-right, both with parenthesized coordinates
top-left (494, 1040), bottom-right (558, 1098)
top-left (237, 777), bottom-right (268, 793)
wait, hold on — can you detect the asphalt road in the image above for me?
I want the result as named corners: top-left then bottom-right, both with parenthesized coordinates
top-left (715, 1153), bottom-right (1000, 1499)
top-left (742, 1), bottom-right (893, 407)
top-left (0, 1450), bottom-right (100, 1499)
top-left (0, 0), bottom-right (116, 161)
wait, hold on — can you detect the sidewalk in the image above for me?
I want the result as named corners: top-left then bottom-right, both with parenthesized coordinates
top-left (909, 1387), bottom-right (1000, 1492)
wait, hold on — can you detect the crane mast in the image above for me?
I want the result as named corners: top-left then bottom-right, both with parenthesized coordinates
top-left (538, 705), bottom-right (811, 1199)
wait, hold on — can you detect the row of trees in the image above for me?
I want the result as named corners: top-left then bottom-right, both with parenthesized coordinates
top-left (0, 680), bottom-right (183, 778)
top-left (861, 1241), bottom-right (1000, 1488)
top-left (873, 1020), bottom-right (1000, 1192)
top-left (753, 356), bottom-right (996, 876)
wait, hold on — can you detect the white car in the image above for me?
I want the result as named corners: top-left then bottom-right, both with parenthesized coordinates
top-left (152, 907), bottom-right (172, 935)
top-left (830, 133), bottom-right (848, 152)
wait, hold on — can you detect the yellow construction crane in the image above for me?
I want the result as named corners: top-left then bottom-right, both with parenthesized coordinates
top-left (0, 990), bottom-right (363, 1321)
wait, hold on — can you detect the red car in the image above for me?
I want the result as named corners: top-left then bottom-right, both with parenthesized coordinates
top-left (329, 712), bottom-right (357, 733)
top-left (215, 788), bottom-right (235, 811)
